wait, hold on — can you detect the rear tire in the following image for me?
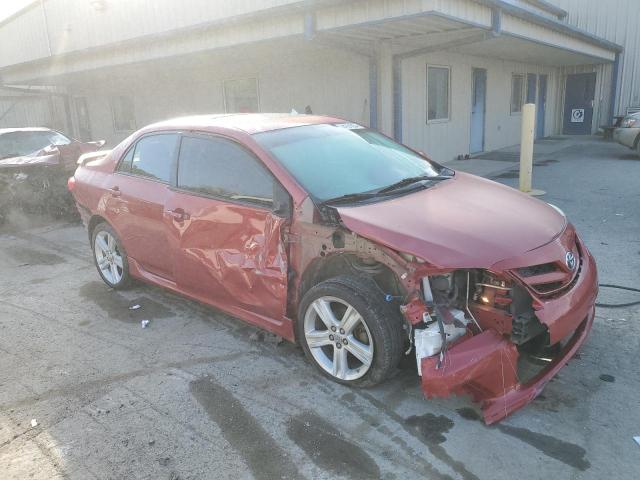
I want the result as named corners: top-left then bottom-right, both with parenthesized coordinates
top-left (91, 222), bottom-right (131, 290)
top-left (297, 275), bottom-right (404, 387)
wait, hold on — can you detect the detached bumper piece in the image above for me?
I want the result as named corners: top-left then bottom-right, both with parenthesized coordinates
top-left (420, 307), bottom-right (594, 424)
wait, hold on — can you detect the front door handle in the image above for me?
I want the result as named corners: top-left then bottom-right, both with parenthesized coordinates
top-left (165, 208), bottom-right (190, 221)
top-left (108, 186), bottom-right (121, 197)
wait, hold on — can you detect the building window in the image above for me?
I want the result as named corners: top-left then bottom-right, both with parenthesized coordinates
top-left (511, 74), bottom-right (525, 114)
top-left (427, 65), bottom-right (450, 123)
top-left (110, 96), bottom-right (136, 132)
top-left (224, 78), bottom-right (260, 113)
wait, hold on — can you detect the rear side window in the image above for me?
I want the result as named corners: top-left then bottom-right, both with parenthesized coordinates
top-left (119, 134), bottom-right (178, 183)
top-left (177, 136), bottom-right (273, 206)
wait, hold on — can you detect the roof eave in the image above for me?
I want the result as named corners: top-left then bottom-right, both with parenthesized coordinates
top-left (475, 0), bottom-right (623, 53)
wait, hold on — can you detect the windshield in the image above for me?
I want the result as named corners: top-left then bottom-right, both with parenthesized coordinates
top-left (254, 124), bottom-right (446, 202)
top-left (0, 130), bottom-right (71, 159)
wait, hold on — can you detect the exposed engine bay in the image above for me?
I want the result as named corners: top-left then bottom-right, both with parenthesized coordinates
top-left (413, 270), bottom-right (547, 371)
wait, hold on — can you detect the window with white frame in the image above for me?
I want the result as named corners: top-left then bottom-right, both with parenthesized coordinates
top-left (511, 74), bottom-right (525, 114)
top-left (427, 65), bottom-right (450, 122)
top-left (223, 78), bottom-right (260, 113)
top-left (110, 95), bottom-right (136, 132)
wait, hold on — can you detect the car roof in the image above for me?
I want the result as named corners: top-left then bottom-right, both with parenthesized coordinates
top-left (145, 113), bottom-right (350, 135)
top-left (0, 127), bottom-right (54, 135)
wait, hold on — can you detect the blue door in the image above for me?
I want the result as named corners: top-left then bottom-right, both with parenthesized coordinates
top-left (563, 73), bottom-right (596, 134)
top-left (470, 68), bottom-right (486, 153)
top-left (536, 75), bottom-right (548, 139)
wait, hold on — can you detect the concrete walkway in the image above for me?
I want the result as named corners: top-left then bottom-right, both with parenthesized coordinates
top-left (444, 135), bottom-right (609, 179)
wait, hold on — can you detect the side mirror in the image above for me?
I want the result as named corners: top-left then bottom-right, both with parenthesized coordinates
top-left (272, 181), bottom-right (292, 218)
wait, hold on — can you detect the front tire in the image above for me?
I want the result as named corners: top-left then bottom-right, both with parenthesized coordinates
top-left (91, 222), bottom-right (131, 289)
top-left (297, 276), bottom-right (404, 387)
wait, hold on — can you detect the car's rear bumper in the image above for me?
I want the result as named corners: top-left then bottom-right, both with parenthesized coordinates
top-left (613, 127), bottom-right (640, 148)
top-left (420, 243), bottom-right (597, 424)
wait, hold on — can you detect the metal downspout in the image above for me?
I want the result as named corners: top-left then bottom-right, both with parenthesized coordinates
top-left (369, 58), bottom-right (378, 129)
top-left (392, 56), bottom-right (402, 141)
top-left (608, 52), bottom-right (620, 122)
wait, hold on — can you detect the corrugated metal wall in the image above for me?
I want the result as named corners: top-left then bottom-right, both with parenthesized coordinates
top-left (554, 0), bottom-right (640, 115)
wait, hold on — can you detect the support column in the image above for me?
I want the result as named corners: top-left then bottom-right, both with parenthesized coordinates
top-left (376, 40), bottom-right (394, 137)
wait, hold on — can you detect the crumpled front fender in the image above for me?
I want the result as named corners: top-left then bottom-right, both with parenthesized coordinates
top-left (421, 307), bottom-right (594, 424)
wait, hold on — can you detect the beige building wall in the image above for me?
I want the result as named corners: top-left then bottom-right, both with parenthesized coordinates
top-left (402, 51), bottom-right (559, 161)
top-left (69, 45), bottom-right (370, 147)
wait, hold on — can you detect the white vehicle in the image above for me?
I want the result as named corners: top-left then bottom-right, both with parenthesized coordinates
top-left (613, 112), bottom-right (640, 156)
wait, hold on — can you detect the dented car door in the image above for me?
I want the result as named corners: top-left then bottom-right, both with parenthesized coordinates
top-left (165, 133), bottom-right (289, 323)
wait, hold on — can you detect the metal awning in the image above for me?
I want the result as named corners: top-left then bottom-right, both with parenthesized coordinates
top-left (312, 7), bottom-right (619, 65)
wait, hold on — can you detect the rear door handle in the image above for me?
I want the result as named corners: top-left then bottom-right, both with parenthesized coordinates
top-left (109, 186), bottom-right (121, 197)
top-left (165, 208), bottom-right (190, 221)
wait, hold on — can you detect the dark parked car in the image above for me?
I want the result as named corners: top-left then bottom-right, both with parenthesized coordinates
top-left (69, 114), bottom-right (598, 423)
top-left (0, 127), bottom-right (104, 222)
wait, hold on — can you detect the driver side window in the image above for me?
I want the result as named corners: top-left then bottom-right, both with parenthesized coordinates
top-left (177, 135), bottom-right (275, 207)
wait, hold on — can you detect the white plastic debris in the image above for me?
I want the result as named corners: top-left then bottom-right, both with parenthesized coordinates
top-left (129, 304), bottom-right (141, 310)
top-left (141, 320), bottom-right (150, 328)
top-left (415, 309), bottom-right (469, 375)
top-left (30, 419), bottom-right (38, 427)
top-left (634, 436), bottom-right (640, 447)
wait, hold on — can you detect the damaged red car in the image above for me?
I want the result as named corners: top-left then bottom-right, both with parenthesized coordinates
top-left (0, 127), bottom-right (104, 222)
top-left (69, 114), bottom-right (597, 423)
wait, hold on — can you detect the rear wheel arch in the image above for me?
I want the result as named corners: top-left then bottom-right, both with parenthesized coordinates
top-left (88, 214), bottom-right (108, 242)
top-left (633, 132), bottom-right (640, 150)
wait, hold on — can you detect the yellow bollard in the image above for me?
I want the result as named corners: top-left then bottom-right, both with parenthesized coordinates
top-left (519, 103), bottom-right (545, 196)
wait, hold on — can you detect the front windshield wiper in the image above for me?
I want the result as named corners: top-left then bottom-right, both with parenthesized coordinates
top-left (323, 173), bottom-right (454, 206)
top-left (377, 174), bottom-right (452, 194)
top-left (322, 190), bottom-right (381, 205)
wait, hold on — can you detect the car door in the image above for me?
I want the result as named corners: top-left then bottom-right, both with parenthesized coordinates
top-left (164, 133), bottom-right (290, 322)
top-left (107, 132), bottom-right (180, 281)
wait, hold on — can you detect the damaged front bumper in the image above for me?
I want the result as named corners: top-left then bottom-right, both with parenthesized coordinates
top-left (419, 243), bottom-right (597, 424)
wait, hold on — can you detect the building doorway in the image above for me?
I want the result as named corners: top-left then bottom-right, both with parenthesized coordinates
top-left (563, 72), bottom-right (596, 134)
top-left (470, 68), bottom-right (487, 154)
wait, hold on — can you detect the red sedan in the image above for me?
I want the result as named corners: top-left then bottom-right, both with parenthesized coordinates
top-left (69, 114), bottom-right (597, 423)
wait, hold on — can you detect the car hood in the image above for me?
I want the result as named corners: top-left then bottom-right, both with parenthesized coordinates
top-left (0, 151), bottom-right (59, 169)
top-left (336, 172), bottom-right (566, 269)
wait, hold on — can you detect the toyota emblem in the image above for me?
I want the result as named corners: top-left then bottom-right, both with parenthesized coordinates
top-left (565, 251), bottom-right (577, 271)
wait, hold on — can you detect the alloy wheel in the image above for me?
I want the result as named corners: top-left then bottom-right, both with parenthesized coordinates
top-left (94, 230), bottom-right (124, 285)
top-left (303, 296), bottom-right (374, 381)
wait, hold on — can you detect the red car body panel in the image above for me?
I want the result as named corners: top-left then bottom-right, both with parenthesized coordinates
top-left (164, 190), bottom-right (288, 321)
top-left (70, 114), bottom-right (598, 423)
top-left (421, 244), bottom-right (597, 424)
top-left (335, 172), bottom-right (567, 269)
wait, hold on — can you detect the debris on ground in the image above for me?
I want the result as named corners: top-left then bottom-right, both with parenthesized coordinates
top-left (249, 330), bottom-right (283, 344)
top-left (634, 436), bottom-right (640, 447)
top-left (30, 419), bottom-right (38, 427)
top-left (158, 457), bottom-right (171, 466)
top-left (129, 304), bottom-right (141, 310)
top-left (141, 320), bottom-right (150, 328)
